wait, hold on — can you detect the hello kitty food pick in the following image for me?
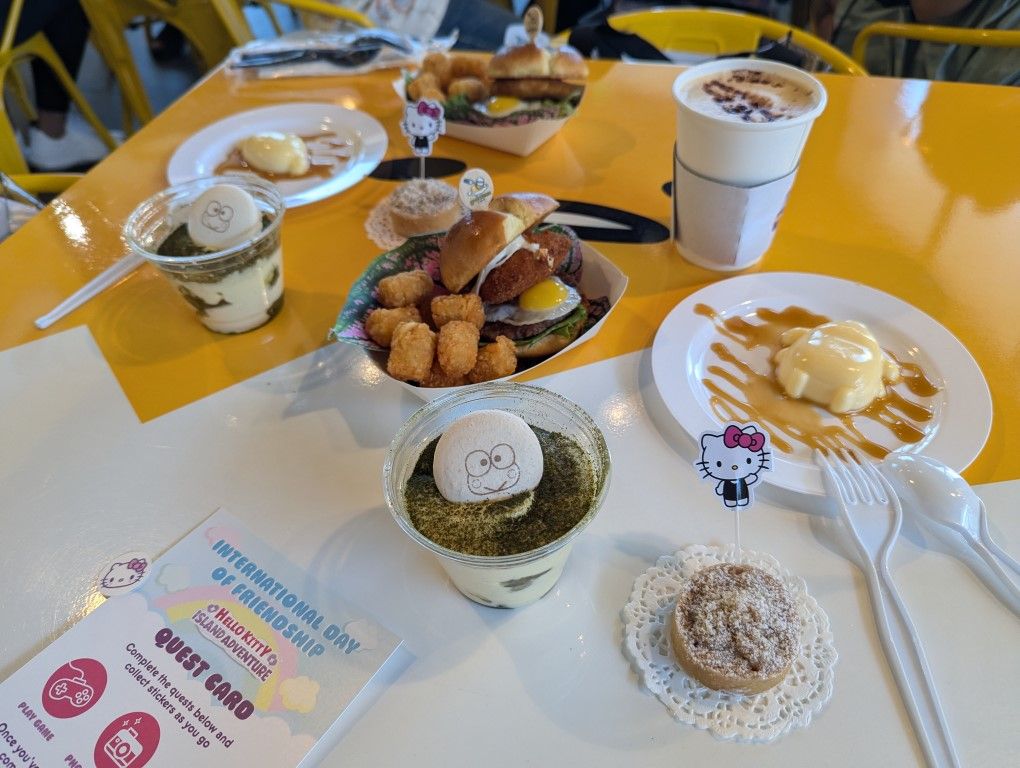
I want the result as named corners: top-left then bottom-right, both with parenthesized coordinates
top-left (186, 183), bottom-right (261, 251)
top-left (433, 410), bottom-right (543, 504)
top-left (401, 98), bottom-right (446, 176)
top-left (696, 423), bottom-right (772, 509)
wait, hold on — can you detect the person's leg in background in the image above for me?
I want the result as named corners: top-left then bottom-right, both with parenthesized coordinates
top-left (1, 0), bottom-right (110, 169)
top-left (437, 0), bottom-right (521, 50)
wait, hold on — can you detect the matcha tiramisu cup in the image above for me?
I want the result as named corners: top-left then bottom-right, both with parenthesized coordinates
top-left (124, 175), bottom-right (285, 334)
top-left (384, 383), bottom-right (611, 608)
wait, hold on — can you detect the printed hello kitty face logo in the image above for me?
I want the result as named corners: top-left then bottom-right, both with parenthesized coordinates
top-left (201, 200), bottom-right (234, 233)
top-left (696, 423), bottom-right (772, 508)
top-left (465, 443), bottom-right (520, 496)
top-left (100, 558), bottom-right (148, 593)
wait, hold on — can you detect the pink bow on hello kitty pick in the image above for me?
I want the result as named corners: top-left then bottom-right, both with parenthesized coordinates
top-left (723, 425), bottom-right (765, 451)
top-left (417, 101), bottom-right (441, 119)
top-left (127, 558), bottom-right (147, 573)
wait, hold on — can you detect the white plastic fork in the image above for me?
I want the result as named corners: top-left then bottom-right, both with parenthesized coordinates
top-left (815, 449), bottom-right (960, 768)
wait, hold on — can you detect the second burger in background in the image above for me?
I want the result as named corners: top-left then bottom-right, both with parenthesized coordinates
top-left (439, 193), bottom-right (609, 359)
top-left (488, 43), bottom-right (588, 102)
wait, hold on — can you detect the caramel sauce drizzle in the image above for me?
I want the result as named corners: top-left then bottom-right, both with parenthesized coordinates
top-left (215, 132), bottom-right (353, 181)
top-left (695, 303), bottom-right (941, 459)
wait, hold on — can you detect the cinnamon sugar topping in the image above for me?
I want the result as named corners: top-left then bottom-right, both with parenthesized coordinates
top-left (677, 563), bottom-right (800, 678)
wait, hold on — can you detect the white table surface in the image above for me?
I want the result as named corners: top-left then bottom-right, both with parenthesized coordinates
top-left (1, 326), bottom-right (1018, 767)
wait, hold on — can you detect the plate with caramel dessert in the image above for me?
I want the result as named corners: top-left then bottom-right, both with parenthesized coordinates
top-left (651, 272), bottom-right (991, 495)
top-left (168, 103), bottom-right (387, 207)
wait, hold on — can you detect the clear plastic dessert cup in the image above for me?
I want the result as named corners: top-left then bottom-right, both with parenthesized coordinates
top-left (384, 383), bottom-right (611, 608)
top-left (123, 175), bottom-right (285, 334)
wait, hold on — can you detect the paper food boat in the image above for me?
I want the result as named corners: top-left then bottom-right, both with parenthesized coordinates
top-left (394, 77), bottom-right (578, 157)
top-left (331, 231), bottom-right (627, 402)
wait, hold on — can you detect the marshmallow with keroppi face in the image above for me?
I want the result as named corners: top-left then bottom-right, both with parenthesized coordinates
top-left (186, 183), bottom-right (262, 251)
top-left (433, 410), bottom-right (543, 504)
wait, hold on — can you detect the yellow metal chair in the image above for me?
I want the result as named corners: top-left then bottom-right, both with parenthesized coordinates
top-left (82, 0), bottom-right (372, 135)
top-left (230, 0), bottom-right (373, 35)
top-left (81, 0), bottom-right (242, 133)
top-left (0, 0), bottom-right (117, 174)
top-left (560, 8), bottom-right (867, 75)
top-left (7, 172), bottom-right (79, 197)
top-left (852, 21), bottom-right (1020, 68)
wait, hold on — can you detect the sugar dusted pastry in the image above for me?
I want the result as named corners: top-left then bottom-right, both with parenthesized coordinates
top-left (773, 320), bottom-right (900, 413)
top-left (671, 563), bottom-right (799, 694)
top-left (238, 132), bottom-right (310, 176)
top-left (389, 178), bottom-right (460, 237)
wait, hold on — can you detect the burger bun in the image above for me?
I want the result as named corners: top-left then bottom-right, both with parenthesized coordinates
top-left (439, 209), bottom-right (525, 292)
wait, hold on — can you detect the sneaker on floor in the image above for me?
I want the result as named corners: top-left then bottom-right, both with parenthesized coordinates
top-left (24, 123), bottom-right (112, 171)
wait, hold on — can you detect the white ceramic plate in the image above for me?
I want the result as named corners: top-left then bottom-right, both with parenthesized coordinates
top-left (167, 103), bottom-right (387, 208)
top-left (651, 272), bottom-right (992, 496)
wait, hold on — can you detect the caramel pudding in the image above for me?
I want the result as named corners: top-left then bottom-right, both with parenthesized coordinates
top-left (774, 321), bottom-right (900, 413)
top-left (671, 563), bottom-right (800, 694)
top-left (238, 132), bottom-right (309, 176)
top-left (696, 304), bottom-right (939, 459)
top-left (216, 132), bottom-right (353, 181)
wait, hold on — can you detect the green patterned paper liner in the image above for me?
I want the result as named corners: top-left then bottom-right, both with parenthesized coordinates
top-left (329, 233), bottom-right (444, 351)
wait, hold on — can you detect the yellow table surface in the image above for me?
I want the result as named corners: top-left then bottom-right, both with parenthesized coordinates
top-left (1, 61), bottom-right (1017, 483)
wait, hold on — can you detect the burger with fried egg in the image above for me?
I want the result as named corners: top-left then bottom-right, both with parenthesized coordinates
top-left (440, 44), bottom-right (588, 127)
top-left (438, 193), bottom-right (607, 358)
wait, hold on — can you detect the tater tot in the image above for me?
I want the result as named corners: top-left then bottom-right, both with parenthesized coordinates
top-left (448, 54), bottom-right (488, 83)
top-left (422, 52), bottom-right (451, 84)
top-left (468, 336), bottom-right (517, 383)
top-left (407, 72), bottom-right (439, 101)
top-left (421, 86), bottom-right (446, 103)
top-left (364, 306), bottom-right (421, 348)
top-left (387, 322), bottom-right (436, 382)
top-left (421, 360), bottom-right (467, 388)
top-left (437, 320), bottom-right (479, 377)
top-left (416, 295), bottom-right (435, 329)
top-left (377, 269), bottom-right (434, 308)
top-left (448, 77), bottom-right (488, 102)
top-left (430, 293), bottom-right (485, 329)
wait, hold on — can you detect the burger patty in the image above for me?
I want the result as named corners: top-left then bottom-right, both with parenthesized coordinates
top-left (492, 78), bottom-right (583, 101)
top-left (479, 228), bottom-right (582, 305)
top-left (481, 296), bottom-right (609, 343)
top-left (482, 314), bottom-right (566, 342)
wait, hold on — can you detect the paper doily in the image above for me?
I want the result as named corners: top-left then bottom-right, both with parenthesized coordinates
top-left (622, 544), bottom-right (836, 742)
top-left (365, 194), bottom-right (406, 250)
